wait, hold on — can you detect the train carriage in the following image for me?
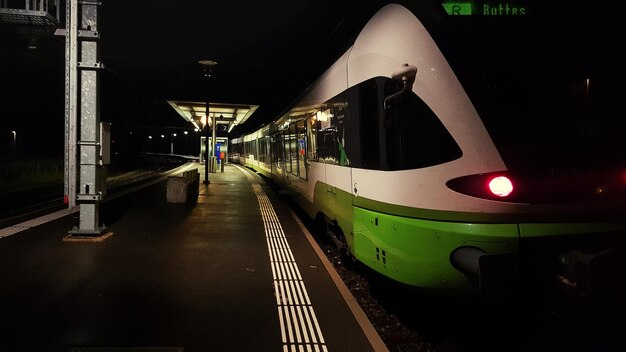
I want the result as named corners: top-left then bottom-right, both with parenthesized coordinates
top-left (232, 2), bottom-right (626, 299)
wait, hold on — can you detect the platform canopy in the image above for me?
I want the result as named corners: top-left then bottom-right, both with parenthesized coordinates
top-left (167, 100), bottom-right (259, 133)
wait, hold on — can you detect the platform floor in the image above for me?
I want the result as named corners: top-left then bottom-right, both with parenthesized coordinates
top-left (0, 163), bottom-right (384, 352)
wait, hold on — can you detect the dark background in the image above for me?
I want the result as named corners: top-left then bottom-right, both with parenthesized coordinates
top-left (0, 0), bottom-right (401, 158)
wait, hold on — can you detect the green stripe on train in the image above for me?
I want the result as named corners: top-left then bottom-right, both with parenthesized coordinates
top-left (306, 181), bottom-right (626, 290)
top-left (353, 207), bottom-right (519, 289)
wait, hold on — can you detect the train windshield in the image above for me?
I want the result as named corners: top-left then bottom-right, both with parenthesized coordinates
top-left (428, 1), bottom-right (626, 174)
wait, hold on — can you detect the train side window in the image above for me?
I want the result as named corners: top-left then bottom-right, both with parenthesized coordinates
top-left (297, 120), bottom-right (307, 180)
top-left (253, 139), bottom-right (258, 161)
top-left (318, 107), bottom-right (340, 164)
top-left (258, 137), bottom-right (265, 163)
top-left (330, 100), bottom-right (350, 166)
top-left (306, 116), bottom-right (318, 161)
top-left (383, 78), bottom-right (462, 170)
top-left (289, 124), bottom-right (298, 177)
top-left (274, 134), bottom-right (283, 170)
top-left (284, 130), bottom-right (291, 174)
top-left (359, 79), bottom-right (381, 169)
top-left (264, 136), bottom-right (270, 164)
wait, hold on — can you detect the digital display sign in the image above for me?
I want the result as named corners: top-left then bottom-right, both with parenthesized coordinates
top-left (442, 2), bottom-right (528, 16)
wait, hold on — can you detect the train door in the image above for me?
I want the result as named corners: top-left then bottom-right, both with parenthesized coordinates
top-left (270, 132), bottom-right (284, 184)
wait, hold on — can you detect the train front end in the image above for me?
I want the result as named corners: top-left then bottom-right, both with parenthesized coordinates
top-left (347, 3), bottom-right (626, 299)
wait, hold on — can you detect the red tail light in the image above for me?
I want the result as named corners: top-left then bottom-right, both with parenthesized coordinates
top-left (488, 176), bottom-right (514, 197)
top-left (446, 172), bottom-right (516, 201)
top-left (448, 169), bottom-right (625, 204)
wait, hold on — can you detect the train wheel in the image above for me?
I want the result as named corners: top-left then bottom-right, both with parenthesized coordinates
top-left (314, 213), bottom-right (330, 239)
top-left (339, 231), bottom-right (356, 268)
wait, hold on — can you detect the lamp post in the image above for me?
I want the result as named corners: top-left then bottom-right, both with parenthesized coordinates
top-left (199, 59), bottom-right (218, 185)
top-left (10, 130), bottom-right (16, 155)
top-left (183, 130), bottom-right (188, 155)
top-left (171, 133), bottom-right (177, 154)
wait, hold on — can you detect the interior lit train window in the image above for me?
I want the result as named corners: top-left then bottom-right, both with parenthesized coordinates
top-left (306, 115), bottom-right (318, 161)
top-left (273, 134), bottom-right (283, 170)
top-left (284, 130), bottom-right (291, 174)
top-left (330, 100), bottom-right (349, 166)
top-left (297, 120), bottom-right (307, 180)
top-left (289, 124), bottom-right (298, 176)
top-left (318, 111), bottom-right (339, 165)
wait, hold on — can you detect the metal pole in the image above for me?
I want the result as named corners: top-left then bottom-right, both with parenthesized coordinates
top-left (204, 78), bottom-right (210, 184)
top-left (211, 109), bottom-right (217, 170)
top-left (65, 0), bottom-right (77, 209)
top-left (67, 0), bottom-right (106, 236)
top-left (198, 59), bottom-right (217, 184)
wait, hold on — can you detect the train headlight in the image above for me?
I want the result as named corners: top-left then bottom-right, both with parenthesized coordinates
top-left (488, 176), bottom-right (514, 197)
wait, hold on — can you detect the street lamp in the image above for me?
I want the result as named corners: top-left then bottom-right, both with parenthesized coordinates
top-left (10, 131), bottom-right (16, 155)
top-left (183, 131), bottom-right (188, 155)
top-left (199, 59), bottom-right (218, 185)
top-left (171, 133), bottom-right (177, 154)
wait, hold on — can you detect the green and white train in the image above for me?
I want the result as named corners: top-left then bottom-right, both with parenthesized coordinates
top-left (231, 2), bottom-right (626, 298)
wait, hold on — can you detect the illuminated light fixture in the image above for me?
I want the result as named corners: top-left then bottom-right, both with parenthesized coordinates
top-left (148, 136), bottom-right (152, 139)
top-left (488, 176), bottom-right (514, 197)
top-left (184, 131), bottom-right (188, 135)
top-left (161, 135), bottom-right (165, 138)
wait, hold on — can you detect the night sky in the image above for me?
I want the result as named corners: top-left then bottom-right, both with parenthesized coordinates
top-left (0, 0), bottom-right (388, 158)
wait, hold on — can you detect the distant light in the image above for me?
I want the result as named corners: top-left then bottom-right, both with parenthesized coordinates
top-left (148, 136), bottom-right (152, 139)
top-left (173, 133), bottom-right (177, 137)
top-left (194, 128), bottom-right (199, 132)
top-left (489, 176), bottom-right (513, 197)
top-left (161, 135), bottom-right (165, 138)
top-left (198, 60), bottom-right (218, 67)
top-left (184, 131), bottom-right (188, 135)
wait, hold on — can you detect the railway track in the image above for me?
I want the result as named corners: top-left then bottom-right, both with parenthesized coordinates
top-left (0, 158), bottom-right (194, 228)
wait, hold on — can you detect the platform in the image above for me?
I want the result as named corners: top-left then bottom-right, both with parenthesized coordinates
top-left (0, 163), bottom-right (385, 352)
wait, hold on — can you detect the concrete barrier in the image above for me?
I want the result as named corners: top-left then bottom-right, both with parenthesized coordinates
top-left (166, 169), bottom-right (199, 203)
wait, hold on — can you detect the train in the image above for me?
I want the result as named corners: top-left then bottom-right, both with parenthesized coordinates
top-left (231, 2), bottom-right (626, 300)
